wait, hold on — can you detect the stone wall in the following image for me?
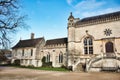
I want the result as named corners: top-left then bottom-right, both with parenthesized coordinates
top-left (67, 14), bottom-right (120, 71)
top-left (42, 44), bottom-right (67, 67)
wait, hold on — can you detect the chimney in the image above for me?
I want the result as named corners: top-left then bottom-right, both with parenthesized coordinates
top-left (31, 33), bottom-right (34, 39)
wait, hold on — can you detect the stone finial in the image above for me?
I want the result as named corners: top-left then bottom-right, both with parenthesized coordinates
top-left (68, 12), bottom-right (74, 20)
top-left (70, 12), bottom-right (72, 16)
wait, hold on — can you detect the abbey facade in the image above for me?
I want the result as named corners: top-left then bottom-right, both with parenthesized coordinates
top-left (12, 11), bottom-right (120, 72)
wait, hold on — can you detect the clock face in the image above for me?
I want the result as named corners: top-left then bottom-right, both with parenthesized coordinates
top-left (104, 29), bottom-right (112, 36)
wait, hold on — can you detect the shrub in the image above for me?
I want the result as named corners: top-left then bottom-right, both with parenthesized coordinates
top-left (61, 65), bottom-right (67, 69)
top-left (42, 56), bottom-right (46, 63)
top-left (13, 59), bottom-right (20, 66)
top-left (42, 56), bottom-right (52, 67)
top-left (68, 66), bottom-right (73, 71)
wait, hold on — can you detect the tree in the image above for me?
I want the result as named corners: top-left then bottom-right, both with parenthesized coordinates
top-left (0, 0), bottom-right (28, 48)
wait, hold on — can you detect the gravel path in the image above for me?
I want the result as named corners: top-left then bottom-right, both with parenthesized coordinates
top-left (0, 66), bottom-right (120, 80)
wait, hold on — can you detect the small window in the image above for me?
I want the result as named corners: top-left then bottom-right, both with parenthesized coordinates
top-left (22, 49), bottom-right (24, 56)
top-left (31, 49), bottom-right (33, 56)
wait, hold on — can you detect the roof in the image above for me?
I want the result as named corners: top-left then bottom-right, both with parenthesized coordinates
top-left (45, 37), bottom-right (67, 46)
top-left (75, 11), bottom-right (120, 27)
top-left (12, 38), bottom-right (44, 49)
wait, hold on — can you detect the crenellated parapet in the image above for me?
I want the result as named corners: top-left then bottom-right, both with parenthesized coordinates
top-left (75, 11), bottom-right (120, 27)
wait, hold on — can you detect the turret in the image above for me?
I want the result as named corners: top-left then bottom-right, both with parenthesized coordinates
top-left (68, 12), bottom-right (74, 28)
top-left (67, 12), bottom-right (75, 42)
top-left (67, 12), bottom-right (75, 67)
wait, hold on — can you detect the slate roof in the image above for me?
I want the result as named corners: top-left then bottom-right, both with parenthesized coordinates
top-left (12, 38), bottom-right (44, 49)
top-left (45, 37), bottom-right (67, 46)
top-left (75, 11), bottom-right (120, 26)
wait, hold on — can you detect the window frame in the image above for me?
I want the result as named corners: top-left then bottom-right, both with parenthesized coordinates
top-left (22, 49), bottom-right (24, 56)
top-left (30, 49), bottom-right (33, 56)
top-left (46, 53), bottom-right (50, 62)
top-left (59, 53), bottom-right (63, 63)
top-left (84, 37), bottom-right (93, 54)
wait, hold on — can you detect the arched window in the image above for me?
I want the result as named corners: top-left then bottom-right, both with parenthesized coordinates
top-left (59, 53), bottom-right (63, 63)
top-left (84, 37), bottom-right (93, 54)
top-left (46, 53), bottom-right (50, 62)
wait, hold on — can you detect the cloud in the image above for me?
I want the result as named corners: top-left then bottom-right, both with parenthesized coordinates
top-left (66, 0), bottom-right (120, 18)
top-left (79, 7), bottom-right (120, 18)
top-left (66, 0), bottom-right (74, 5)
top-left (75, 0), bottom-right (106, 10)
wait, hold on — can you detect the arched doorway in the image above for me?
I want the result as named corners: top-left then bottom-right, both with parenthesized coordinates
top-left (105, 42), bottom-right (114, 53)
top-left (105, 42), bottom-right (114, 57)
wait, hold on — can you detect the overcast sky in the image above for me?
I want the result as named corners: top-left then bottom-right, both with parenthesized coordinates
top-left (12, 0), bottom-right (120, 47)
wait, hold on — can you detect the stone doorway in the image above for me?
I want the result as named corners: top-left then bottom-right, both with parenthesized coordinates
top-left (105, 42), bottom-right (114, 57)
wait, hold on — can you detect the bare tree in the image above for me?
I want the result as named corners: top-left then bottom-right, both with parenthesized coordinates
top-left (0, 0), bottom-right (28, 48)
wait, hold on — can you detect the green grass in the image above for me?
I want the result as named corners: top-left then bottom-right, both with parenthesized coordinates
top-left (9, 64), bottom-right (69, 72)
top-left (30, 67), bottom-right (69, 71)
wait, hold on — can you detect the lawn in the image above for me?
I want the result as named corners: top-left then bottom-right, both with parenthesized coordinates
top-left (28, 67), bottom-right (69, 71)
top-left (10, 65), bottom-right (70, 72)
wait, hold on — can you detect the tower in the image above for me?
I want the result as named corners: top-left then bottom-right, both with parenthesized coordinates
top-left (67, 12), bottom-right (75, 67)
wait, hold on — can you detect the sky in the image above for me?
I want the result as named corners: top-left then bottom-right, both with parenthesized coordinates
top-left (12, 0), bottom-right (120, 47)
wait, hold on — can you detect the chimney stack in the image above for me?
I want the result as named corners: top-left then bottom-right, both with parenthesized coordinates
top-left (31, 33), bottom-right (34, 39)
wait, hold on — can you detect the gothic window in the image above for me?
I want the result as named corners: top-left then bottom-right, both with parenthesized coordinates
top-left (84, 37), bottom-right (93, 54)
top-left (46, 53), bottom-right (50, 62)
top-left (59, 53), bottom-right (63, 63)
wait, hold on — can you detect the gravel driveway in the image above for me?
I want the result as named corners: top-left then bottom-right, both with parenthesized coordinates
top-left (0, 66), bottom-right (120, 80)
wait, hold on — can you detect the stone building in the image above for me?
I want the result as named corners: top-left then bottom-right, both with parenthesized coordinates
top-left (12, 33), bottom-right (45, 67)
top-left (12, 11), bottom-right (120, 72)
top-left (42, 38), bottom-right (67, 67)
top-left (67, 11), bottom-right (120, 72)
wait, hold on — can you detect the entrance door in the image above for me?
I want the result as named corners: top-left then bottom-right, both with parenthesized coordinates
top-left (105, 42), bottom-right (114, 53)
